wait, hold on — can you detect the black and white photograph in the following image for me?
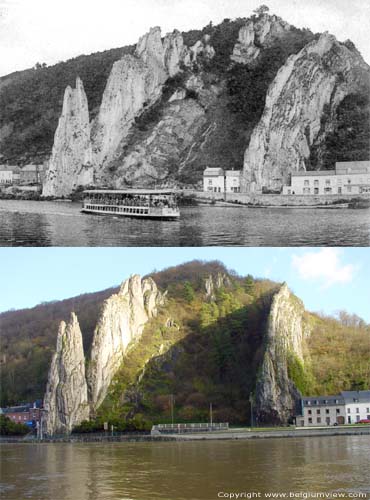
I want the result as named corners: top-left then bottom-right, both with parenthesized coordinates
top-left (0, 1), bottom-right (369, 500)
top-left (0, 0), bottom-right (369, 246)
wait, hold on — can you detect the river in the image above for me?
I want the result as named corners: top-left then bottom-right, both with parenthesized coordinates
top-left (0, 437), bottom-right (369, 499)
top-left (0, 200), bottom-right (369, 246)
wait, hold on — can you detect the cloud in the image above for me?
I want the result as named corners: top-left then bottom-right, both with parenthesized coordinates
top-left (291, 248), bottom-right (356, 288)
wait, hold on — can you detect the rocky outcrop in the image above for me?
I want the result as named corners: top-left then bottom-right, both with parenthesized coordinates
top-left (88, 275), bottom-right (163, 411)
top-left (204, 272), bottom-right (232, 300)
top-left (255, 284), bottom-right (308, 424)
top-left (43, 313), bottom-right (89, 435)
top-left (189, 34), bottom-right (216, 64)
top-left (242, 33), bottom-right (369, 192)
top-left (93, 28), bottom-right (189, 170)
top-left (42, 77), bottom-right (94, 197)
top-left (231, 14), bottom-right (292, 65)
top-left (110, 99), bottom-right (207, 187)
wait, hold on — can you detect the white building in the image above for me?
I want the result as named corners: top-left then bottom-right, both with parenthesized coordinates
top-left (203, 168), bottom-right (241, 193)
top-left (0, 166), bottom-right (14, 185)
top-left (282, 161), bottom-right (370, 195)
top-left (342, 390), bottom-right (370, 424)
top-left (297, 390), bottom-right (370, 427)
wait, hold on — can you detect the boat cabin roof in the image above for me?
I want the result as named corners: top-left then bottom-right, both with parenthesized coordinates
top-left (83, 189), bottom-right (177, 195)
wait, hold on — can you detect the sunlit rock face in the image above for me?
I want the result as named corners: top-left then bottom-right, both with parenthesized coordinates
top-left (242, 33), bottom-right (369, 192)
top-left (43, 313), bottom-right (89, 435)
top-left (231, 14), bottom-right (292, 65)
top-left (204, 273), bottom-right (232, 301)
top-left (255, 284), bottom-right (309, 424)
top-left (42, 77), bottom-right (94, 197)
top-left (88, 275), bottom-right (163, 411)
top-left (92, 27), bottom-right (190, 170)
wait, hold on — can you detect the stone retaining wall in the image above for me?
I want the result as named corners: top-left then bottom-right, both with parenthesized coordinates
top-left (186, 190), bottom-right (370, 207)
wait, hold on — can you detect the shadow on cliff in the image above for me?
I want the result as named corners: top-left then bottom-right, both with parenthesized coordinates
top-left (117, 289), bottom-right (277, 425)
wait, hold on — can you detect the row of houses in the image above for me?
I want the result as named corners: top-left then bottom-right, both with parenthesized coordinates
top-left (202, 161), bottom-right (370, 196)
top-left (0, 401), bottom-right (43, 427)
top-left (0, 164), bottom-right (46, 186)
top-left (296, 390), bottom-right (370, 427)
top-left (283, 161), bottom-right (370, 196)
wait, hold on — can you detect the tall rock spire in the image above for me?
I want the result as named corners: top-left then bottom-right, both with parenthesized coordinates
top-left (255, 284), bottom-right (308, 424)
top-left (242, 33), bottom-right (369, 192)
top-left (42, 77), bottom-right (94, 197)
top-left (43, 313), bottom-right (89, 435)
top-left (88, 275), bottom-right (162, 411)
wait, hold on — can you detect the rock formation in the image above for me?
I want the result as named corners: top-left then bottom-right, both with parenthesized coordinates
top-left (92, 27), bottom-right (189, 170)
top-left (242, 33), bottom-right (369, 192)
top-left (231, 14), bottom-right (292, 65)
top-left (42, 78), bottom-right (94, 197)
top-left (88, 275), bottom-right (163, 411)
top-left (189, 34), bottom-right (216, 64)
top-left (43, 313), bottom-right (89, 435)
top-left (255, 284), bottom-right (308, 424)
top-left (204, 272), bottom-right (232, 300)
top-left (110, 99), bottom-right (207, 187)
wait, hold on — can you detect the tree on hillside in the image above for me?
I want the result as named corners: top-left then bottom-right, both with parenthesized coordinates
top-left (254, 5), bottom-right (270, 16)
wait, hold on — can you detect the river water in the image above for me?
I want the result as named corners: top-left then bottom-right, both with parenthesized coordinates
top-left (0, 437), bottom-right (369, 500)
top-left (0, 200), bottom-right (369, 246)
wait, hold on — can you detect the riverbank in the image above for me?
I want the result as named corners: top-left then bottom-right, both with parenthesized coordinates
top-left (186, 190), bottom-right (370, 208)
top-left (2, 425), bottom-right (369, 443)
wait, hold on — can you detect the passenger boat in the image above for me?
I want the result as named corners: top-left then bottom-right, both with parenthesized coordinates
top-left (81, 189), bottom-right (180, 220)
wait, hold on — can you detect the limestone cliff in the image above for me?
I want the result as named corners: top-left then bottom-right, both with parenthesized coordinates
top-left (43, 313), bottom-right (89, 435)
top-left (231, 14), bottom-right (291, 65)
top-left (204, 272), bottom-right (232, 300)
top-left (255, 284), bottom-right (308, 424)
top-left (243, 33), bottom-right (370, 192)
top-left (93, 27), bottom-right (188, 170)
top-left (42, 78), bottom-right (94, 197)
top-left (88, 275), bottom-right (163, 411)
top-left (110, 99), bottom-right (207, 187)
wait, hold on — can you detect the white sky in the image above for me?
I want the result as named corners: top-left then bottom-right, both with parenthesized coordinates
top-left (0, 0), bottom-right (369, 77)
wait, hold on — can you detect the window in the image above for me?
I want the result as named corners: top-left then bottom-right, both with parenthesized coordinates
top-left (308, 418), bottom-right (312, 424)
top-left (307, 401), bottom-right (311, 405)
top-left (356, 415), bottom-right (360, 422)
top-left (308, 409), bottom-right (312, 415)
top-left (315, 400), bottom-right (319, 405)
top-left (366, 408), bottom-right (369, 413)
top-left (326, 409), bottom-right (330, 414)
top-left (317, 417), bottom-right (321, 424)
top-left (316, 409), bottom-right (321, 414)
top-left (325, 179), bottom-right (331, 185)
top-left (208, 180), bottom-right (212, 185)
top-left (356, 408), bottom-right (360, 414)
top-left (336, 409), bottom-right (340, 414)
top-left (314, 180), bottom-right (319, 186)
top-left (347, 408), bottom-right (351, 413)
top-left (304, 180), bottom-right (310, 186)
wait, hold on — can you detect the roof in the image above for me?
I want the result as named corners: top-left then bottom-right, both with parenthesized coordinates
top-left (302, 396), bottom-right (344, 406)
top-left (292, 170), bottom-right (336, 177)
top-left (225, 170), bottom-right (241, 177)
top-left (83, 189), bottom-right (177, 195)
top-left (21, 165), bottom-right (40, 172)
top-left (0, 165), bottom-right (18, 172)
top-left (341, 390), bottom-right (370, 403)
top-left (203, 168), bottom-right (224, 176)
top-left (2, 405), bottom-right (32, 413)
top-left (336, 161), bottom-right (370, 174)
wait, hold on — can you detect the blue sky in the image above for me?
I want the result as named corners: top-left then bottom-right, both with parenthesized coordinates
top-left (1, 0), bottom-right (369, 76)
top-left (0, 247), bottom-right (369, 322)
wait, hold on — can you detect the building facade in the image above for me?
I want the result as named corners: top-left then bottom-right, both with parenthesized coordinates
top-left (1, 403), bottom-right (42, 426)
top-left (20, 164), bottom-right (44, 184)
top-left (0, 166), bottom-right (14, 185)
top-left (203, 168), bottom-right (241, 193)
top-left (297, 391), bottom-right (370, 427)
top-left (282, 161), bottom-right (370, 196)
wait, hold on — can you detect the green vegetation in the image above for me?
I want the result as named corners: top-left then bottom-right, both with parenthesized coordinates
top-left (305, 312), bottom-right (370, 395)
top-left (0, 415), bottom-right (29, 435)
top-left (0, 286), bottom-right (117, 406)
top-left (1, 260), bottom-right (369, 431)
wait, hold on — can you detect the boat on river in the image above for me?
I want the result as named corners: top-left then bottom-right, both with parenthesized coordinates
top-left (81, 189), bottom-right (180, 220)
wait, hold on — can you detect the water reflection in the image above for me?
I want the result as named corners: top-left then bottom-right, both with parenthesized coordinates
top-left (1, 437), bottom-right (369, 500)
top-left (0, 200), bottom-right (369, 246)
